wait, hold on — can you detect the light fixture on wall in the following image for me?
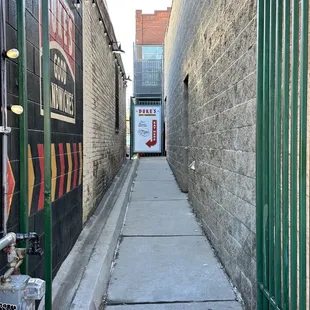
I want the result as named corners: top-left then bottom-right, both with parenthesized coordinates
top-left (99, 17), bottom-right (103, 25)
top-left (124, 75), bottom-right (132, 82)
top-left (3, 48), bottom-right (19, 60)
top-left (75, 0), bottom-right (81, 8)
top-left (7, 104), bottom-right (23, 115)
top-left (110, 42), bottom-right (125, 54)
top-left (189, 161), bottom-right (196, 171)
top-left (92, 0), bottom-right (96, 7)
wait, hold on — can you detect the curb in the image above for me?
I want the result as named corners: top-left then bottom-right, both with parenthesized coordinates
top-left (39, 159), bottom-right (139, 310)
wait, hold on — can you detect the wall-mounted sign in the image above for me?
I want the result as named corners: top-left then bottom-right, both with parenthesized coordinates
top-left (40, 0), bottom-right (76, 124)
top-left (134, 105), bottom-right (162, 153)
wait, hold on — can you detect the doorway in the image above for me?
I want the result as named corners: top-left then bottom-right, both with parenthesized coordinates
top-left (182, 75), bottom-right (189, 193)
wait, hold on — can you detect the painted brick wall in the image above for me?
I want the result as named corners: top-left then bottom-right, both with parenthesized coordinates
top-left (82, 3), bottom-right (126, 223)
top-left (136, 9), bottom-right (171, 45)
top-left (1, 0), bottom-right (83, 280)
top-left (164, 0), bottom-right (257, 309)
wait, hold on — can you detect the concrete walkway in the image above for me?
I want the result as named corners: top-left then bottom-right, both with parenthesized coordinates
top-left (105, 158), bottom-right (242, 310)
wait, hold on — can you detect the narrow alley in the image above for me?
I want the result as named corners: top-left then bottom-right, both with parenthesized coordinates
top-left (0, 0), bottom-right (310, 309)
top-left (105, 158), bottom-right (242, 310)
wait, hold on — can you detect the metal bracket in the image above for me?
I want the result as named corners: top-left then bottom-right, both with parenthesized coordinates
top-left (0, 126), bottom-right (11, 134)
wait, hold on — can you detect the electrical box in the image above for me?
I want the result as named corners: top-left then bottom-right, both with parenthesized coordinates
top-left (0, 275), bottom-right (45, 309)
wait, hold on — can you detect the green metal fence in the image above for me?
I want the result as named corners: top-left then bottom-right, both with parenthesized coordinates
top-left (256, 0), bottom-right (309, 309)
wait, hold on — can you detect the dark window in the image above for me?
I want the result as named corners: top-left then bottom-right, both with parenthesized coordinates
top-left (115, 64), bottom-right (119, 132)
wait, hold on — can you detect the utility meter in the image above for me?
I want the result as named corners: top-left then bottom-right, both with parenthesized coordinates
top-left (0, 275), bottom-right (45, 309)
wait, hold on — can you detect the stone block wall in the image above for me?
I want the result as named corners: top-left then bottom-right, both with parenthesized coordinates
top-left (83, 2), bottom-right (126, 223)
top-left (164, 0), bottom-right (257, 308)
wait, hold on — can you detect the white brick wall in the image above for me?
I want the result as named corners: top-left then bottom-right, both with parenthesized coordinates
top-left (82, 4), bottom-right (126, 223)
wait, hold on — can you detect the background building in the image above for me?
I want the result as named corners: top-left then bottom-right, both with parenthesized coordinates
top-left (132, 8), bottom-right (171, 156)
top-left (134, 9), bottom-right (170, 98)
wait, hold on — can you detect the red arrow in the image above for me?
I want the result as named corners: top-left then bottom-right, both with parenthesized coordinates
top-left (146, 120), bottom-right (157, 148)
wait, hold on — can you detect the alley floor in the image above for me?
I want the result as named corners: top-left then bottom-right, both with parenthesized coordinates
top-left (105, 157), bottom-right (243, 310)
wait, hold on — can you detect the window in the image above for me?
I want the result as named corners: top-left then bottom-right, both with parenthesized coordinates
top-left (115, 64), bottom-right (119, 132)
top-left (142, 46), bottom-right (163, 60)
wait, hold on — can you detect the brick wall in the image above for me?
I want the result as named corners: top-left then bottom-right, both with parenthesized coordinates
top-left (1, 0), bottom-right (83, 279)
top-left (0, 0), bottom-right (125, 281)
top-left (136, 8), bottom-right (171, 45)
top-left (83, 3), bottom-right (126, 222)
top-left (164, 0), bottom-right (257, 309)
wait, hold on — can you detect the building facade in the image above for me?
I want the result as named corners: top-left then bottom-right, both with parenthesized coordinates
top-left (132, 9), bottom-right (171, 156)
top-left (83, 0), bottom-right (126, 222)
top-left (0, 0), bottom-right (126, 281)
top-left (164, 0), bottom-right (256, 309)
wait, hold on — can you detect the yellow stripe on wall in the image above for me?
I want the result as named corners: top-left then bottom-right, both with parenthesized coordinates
top-left (51, 144), bottom-right (57, 201)
top-left (66, 143), bottom-right (72, 193)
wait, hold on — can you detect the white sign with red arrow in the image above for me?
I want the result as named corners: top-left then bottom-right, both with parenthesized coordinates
top-left (134, 105), bottom-right (161, 153)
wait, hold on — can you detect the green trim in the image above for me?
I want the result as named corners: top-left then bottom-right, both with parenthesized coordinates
top-left (290, 1), bottom-right (299, 308)
top-left (17, 0), bottom-right (28, 274)
top-left (255, 0), bottom-right (265, 308)
top-left (282, 0), bottom-right (290, 308)
top-left (262, 3), bottom-right (270, 308)
top-left (42, 1), bottom-right (52, 309)
top-left (299, 0), bottom-right (308, 308)
top-left (274, 0), bottom-right (282, 305)
top-left (130, 98), bottom-right (134, 158)
top-left (268, 0), bottom-right (275, 297)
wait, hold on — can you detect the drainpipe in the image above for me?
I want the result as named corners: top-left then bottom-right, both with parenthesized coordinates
top-left (0, 0), bottom-right (9, 236)
top-left (0, 232), bottom-right (16, 251)
top-left (42, 1), bottom-right (52, 309)
top-left (17, 0), bottom-right (29, 274)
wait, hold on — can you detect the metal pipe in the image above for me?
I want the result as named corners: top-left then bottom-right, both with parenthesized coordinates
top-left (130, 97), bottom-right (134, 158)
top-left (0, 0), bottom-right (9, 236)
top-left (42, 0), bottom-right (52, 309)
top-left (274, 0), bottom-right (283, 304)
top-left (290, 0), bottom-right (299, 308)
top-left (255, 0), bottom-right (265, 307)
top-left (268, 0), bottom-right (276, 297)
top-left (282, 0), bottom-right (290, 308)
top-left (0, 233), bottom-right (16, 251)
top-left (17, 0), bottom-right (29, 274)
top-left (262, 0), bottom-right (270, 305)
top-left (299, 0), bottom-right (308, 308)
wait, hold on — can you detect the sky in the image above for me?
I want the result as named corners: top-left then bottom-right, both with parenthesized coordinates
top-left (106, 0), bottom-right (172, 107)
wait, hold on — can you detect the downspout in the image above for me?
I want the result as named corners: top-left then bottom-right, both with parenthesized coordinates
top-left (17, 0), bottom-right (29, 274)
top-left (130, 97), bottom-right (134, 158)
top-left (42, 1), bottom-right (52, 309)
top-left (0, 0), bottom-right (9, 236)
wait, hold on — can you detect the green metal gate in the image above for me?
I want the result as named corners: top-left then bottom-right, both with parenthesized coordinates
top-left (256, 0), bottom-right (309, 309)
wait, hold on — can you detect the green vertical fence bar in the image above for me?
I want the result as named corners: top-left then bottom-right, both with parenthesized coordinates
top-left (282, 0), bottom-right (290, 308)
top-left (299, 0), bottom-right (308, 309)
top-left (290, 0), bottom-right (299, 308)
top-left (268, 0), bottom-right (276, 300)
top-left (42, 0), bottom-right (52, 309)
top-left (274, 0), bottom-right (282, 305)
top-left (17, 0), bottom-right (28, 274)
top-left (256, 0), bottom-right (265, 308)
top-left (130, 98), bottom-right (134, 158)
top-left (262, 1), bottom-right (270, 307)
